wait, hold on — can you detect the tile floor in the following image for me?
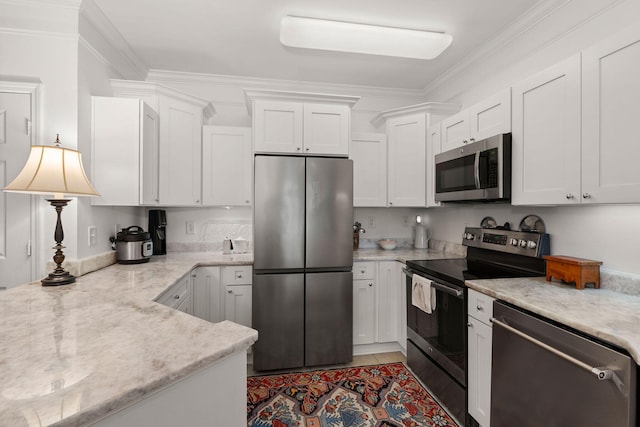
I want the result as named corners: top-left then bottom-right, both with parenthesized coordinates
top-left (247, 351), bottom-right (407, 377)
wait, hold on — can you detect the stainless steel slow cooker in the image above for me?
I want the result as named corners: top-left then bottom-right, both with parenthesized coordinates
top-left (115, 226), bottom-right (153, 264)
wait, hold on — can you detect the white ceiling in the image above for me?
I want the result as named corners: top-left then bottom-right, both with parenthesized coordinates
top-left (93, 0), bottom-right (545, 90)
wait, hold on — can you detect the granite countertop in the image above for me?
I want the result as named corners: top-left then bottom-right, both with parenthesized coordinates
top-left (353, 247), bottom-right (465, 263)
top-left (466, 277), bottom-right (640, 364)
top-left (0, 252), bottom-right (257, 427)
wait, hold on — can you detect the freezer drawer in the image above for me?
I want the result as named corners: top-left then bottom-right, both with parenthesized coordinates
top-left (305, 272), bottom-right (353, 367)
top-left (252, 273), bottom-right (304, 371)
top-left (491, 301), bottom-right (636, 427)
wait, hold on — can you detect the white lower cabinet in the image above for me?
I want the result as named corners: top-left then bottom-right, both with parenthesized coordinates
top-left (157, 273), bottom-right (193, 315)
top-left (352, 261), bottom-right (404, 347)
top-left (467, 289), bottom-right (495, 427)
top-left (192, 267), bottom-right (222, 322)
top-left (223, 266), bottom-right (253, 328)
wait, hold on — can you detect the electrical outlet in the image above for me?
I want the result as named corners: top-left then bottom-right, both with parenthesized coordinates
top-left (186, 220), bottom-right (195, 235)
top-left (368, 216), bottom-right (376, 229)
top-left (88, 226), bottom-right (97, 247)
top-left (402, 216), bottom-right (409, 227)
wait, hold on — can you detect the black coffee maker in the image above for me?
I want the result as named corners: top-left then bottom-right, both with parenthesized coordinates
top-left (148, 209), bottom-right (167, 255)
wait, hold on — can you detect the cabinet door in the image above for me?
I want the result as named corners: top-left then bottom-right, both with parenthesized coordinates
top-left (140, 102), bottom-right (160, 205)
top-left (202, 126), bottom-right (252, 206)
top-left (426, 123), bottom-right (441, 207)
top-left (225, 284), bottom-right (252, 328)
top-left (511, 54), bottom-right (582, 205)
top-left (467, 318), bottom-right (492, 427)
top-left (440, 110), bottom-right (470, 152)
top-left (387, 114), bottom-right (426, 207)
top-left (376, 261), bottom-right (401, 343)
top-left (582, 25), bottom-right (640, 203)
top-left (351, 132), bottom-right (387, 207)
top-left (469, 88), bottom-right (511, 141)
top-left (253, 100), bottom-right (303, 154)
top-left (91, 97), bottom-right (143, 206)
top-left (158, 97), bottom-right (203, 205)
top-left (192, 267), bottom-right (222, 322)
top-left (353, 279), bottom-right (375, 345)
top-left (303, 103), bottom-right (350, 156)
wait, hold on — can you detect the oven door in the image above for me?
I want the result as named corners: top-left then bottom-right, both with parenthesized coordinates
top-left (404, 268), bottom-right (466, 385)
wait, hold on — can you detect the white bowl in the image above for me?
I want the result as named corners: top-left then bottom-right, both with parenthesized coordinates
top-left (377, 240), bottom-right (397, 250)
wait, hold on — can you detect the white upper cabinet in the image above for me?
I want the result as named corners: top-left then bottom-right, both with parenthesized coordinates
top-left (441, 89), bottom-right (511, 153)
top-left (582, 24), bottom-right (640, 203)
top-left (373, 102), bottom-right (459, 208)
top-left (303, 103), bottom-right (350, 155)
top-left (111, 80), bottom-right (215, 207)
top-left (426, 123), bottom-right (442, 207)
top-left (387, 113), bottom-right (427, 207)
top-left (351, 132), bottom-right (387, 207)
top-left (202, 126), bottom-right (252, 206)
top-left (246, 90), bottom-right (359, 156)
top-left (253, 100), bottom-right (303, 154)
top-left (511, 55), bottom-right (582, 205)
top-left (91, 96), bottom-right (159, 206)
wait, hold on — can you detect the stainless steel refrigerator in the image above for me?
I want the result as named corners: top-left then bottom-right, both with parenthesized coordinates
top-left (252, 155), bottom-right (353, 371)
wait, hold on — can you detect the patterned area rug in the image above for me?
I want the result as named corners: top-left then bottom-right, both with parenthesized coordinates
top-left (247, 362), bottom-right (459, 427)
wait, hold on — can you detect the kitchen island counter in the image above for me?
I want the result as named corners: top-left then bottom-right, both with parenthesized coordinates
top-left (466, 276), bottom-right (640, 365)
top-left (0, 252), bottom-right (256, 427)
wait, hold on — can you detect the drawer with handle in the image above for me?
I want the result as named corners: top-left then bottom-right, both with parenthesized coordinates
top-left (468, 288), bottom-right (494, 324)
top-left (157, 274), bottom-right (190, 309)
top-left (224, 265), bottom-right (253, 285)
top-left (353, 262), bottom-right (375, 280)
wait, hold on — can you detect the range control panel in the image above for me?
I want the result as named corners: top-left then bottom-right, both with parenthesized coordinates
top-left (462, 227), bottom-right (550, 258)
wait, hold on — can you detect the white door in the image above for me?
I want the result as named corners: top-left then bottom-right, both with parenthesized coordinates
top-left (387, 114), bottom-right (426, 207)
top-left (0, 91), bottom-right (35, 288)
top-left (351, 132), bottom-right (387, 207)
top-left (468, 88), bottom-right (511, 141)
top-left (511, 54), bottom-right (582, 205)
top-left (582, 25), bottom-right (640, 203)
top-left (376, 261), bottom-right (401, 343)
top-left (440, 110), bottom-right (470, 152)
top-left (303, 103), bottom-right (350, 156)
top-left (352, 279), bottom-right (375, 345)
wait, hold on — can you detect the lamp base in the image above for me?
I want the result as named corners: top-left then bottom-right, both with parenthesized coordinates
top-left (41, 270), bottom-right (76, 286)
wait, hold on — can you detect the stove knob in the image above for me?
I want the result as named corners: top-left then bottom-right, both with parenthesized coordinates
top-left (510, 238), bottom-right (519, 246)
top-left (527, 241), bottom-right (538, 249)
top-left (519, 239), bottom-right (527, 248)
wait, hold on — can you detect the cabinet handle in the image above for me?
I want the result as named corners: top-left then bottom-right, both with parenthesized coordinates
top-left (360, 270), bottom-right (365, 274)
top-left (237, 274), bottom-right (242, 279)
top-left (195, 200), bottom-right (200, 203)
top-left (368, 283), bottom-right (373, 287)
top-left (389, 202), bottom-right (393, 206)
top-left (470, 138), bottom-right (475, 142)
top-left (467, 322), bottom-right (473, 327)
top-left (305, 148), bottom-right (310, 151)
top-left (296, 147), bottom-right (301, 151)
top-left (476, 305), bottom-right (484, 311)
top-left (245, 200), bottom-right (250, 204)
top-left (463, 140), bottom-right (468, 144)
top-left (227, 290), bottom-right (233, 294)
top-left (582, 193), bottom-right (591, 199)
top-left (566, 193), bottom-right (574, 199)
top-left (174, 295), bottom-right (180, 300)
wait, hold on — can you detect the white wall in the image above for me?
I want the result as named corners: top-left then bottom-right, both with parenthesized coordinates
top-left (421, 0), bottom-right (640, 275)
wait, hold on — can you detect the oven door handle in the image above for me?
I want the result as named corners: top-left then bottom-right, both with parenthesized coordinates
top-left (402, 268), bottom-right (463, 298)
top-left (491, 317), bottom-right (626, 394)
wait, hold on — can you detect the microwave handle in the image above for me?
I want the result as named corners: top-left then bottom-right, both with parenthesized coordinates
top-left (474, 151), bottom-right (481, 189)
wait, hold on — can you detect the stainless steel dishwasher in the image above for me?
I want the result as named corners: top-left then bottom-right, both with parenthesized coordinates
top-left (491, 301), bottom-right (636, 427)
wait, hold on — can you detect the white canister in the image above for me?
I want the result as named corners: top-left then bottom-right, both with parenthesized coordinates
top-left (414, 224), bottom-right (429, 249)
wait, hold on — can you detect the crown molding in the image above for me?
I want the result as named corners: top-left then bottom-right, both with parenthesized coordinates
top-left (79, 0), bottom-right (148, 80)
top-left (110, 79), bottom-right (215, 119)
top-left (422, 0), bottom-right (573, 97)
top-left (146, 69), bottom-right (424, 101)
top-left (243, 89), bottom-right (360, 116)
top-left (370, 102), bottom-right (461, 127)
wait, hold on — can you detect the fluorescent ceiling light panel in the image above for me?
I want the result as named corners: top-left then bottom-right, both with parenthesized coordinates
top-left (280, 16), bottom-right (452, 60)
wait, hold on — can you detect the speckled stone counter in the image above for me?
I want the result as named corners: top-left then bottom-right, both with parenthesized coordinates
top-left (353, 247), bottom-right (465, 263)
top-left (0, 252), bottom-right (257, 427)
top-left (466, 277), bottom-right (640, 364)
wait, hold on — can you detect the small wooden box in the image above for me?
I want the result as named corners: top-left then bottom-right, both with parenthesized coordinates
top-left (544, 255), bottom-right (603, 289)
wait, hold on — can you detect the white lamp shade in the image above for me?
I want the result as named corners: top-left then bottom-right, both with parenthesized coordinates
top-left (4, 145), bottom-right (99, 197)
top-left (280, 16), bottom-right (453, 60)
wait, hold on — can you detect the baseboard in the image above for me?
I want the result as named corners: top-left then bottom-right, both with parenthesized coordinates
top-left (353, 341), bottom-right (406, 357)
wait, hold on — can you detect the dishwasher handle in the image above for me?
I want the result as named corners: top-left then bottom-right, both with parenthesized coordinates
top-left (491, 317), bottom-right (626, 394)
top-left (402, 267), bottom-right (463, 298)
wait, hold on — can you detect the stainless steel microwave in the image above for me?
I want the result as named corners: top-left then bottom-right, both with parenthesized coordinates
top-left (434, 133), bottom-right (511, 202)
